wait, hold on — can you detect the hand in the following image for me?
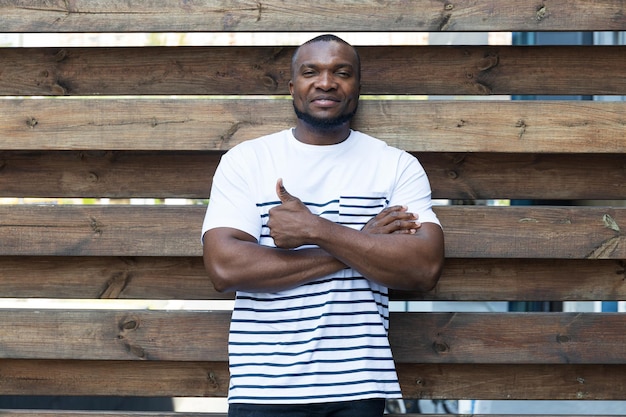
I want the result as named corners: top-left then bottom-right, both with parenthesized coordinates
top-left (361, 205), bottom-right (421, 235)
top-left (267, 179), bottom-right (315, 249)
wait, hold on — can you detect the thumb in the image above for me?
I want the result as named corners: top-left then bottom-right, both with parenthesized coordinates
top-left (276, 178), bottom-right (296, 203)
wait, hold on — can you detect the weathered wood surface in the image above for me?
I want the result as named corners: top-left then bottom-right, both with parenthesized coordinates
top-left (2, 46), bottom-right (626, 96)
top-left (0, 257), bottom-right (623, 302)
top-left (397, 259), bottom-right (626, 302)
top-left (0, 151), bottom-right (219, 199)
top-left (3, 2), bottom-right (626, 412)
top-left (390, 312), bottom-right (626, 364)
top-left (442, 206), bottom-right (626, 259)
top-left (0, 359), bottom-right (230, 397)
top-left (0, 310), bottom-right (623, 364)
top-left (398, 364), bottom-right (626, 400)
top-left (2, 150), bottom-right (625, 200)
top-left (2, 0), bottom-right (626, 32)
top-left (0, 205), bottom-right (202, 257)
top-left (1, 205), bottom-right (624, 258)
top-left (0, 309), bottom-right (230, 361)
top-left (3, 99), bottom-right (626, 153)
top-left (0, 256), bottom-right (224, 300)
top-left (1, 360), bottom-right (626, 400)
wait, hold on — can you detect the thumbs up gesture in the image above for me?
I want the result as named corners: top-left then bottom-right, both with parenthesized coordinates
top-left (267, 179), bottom-right (316, 249)
top-left (276, 178), bottom-right (299, 204)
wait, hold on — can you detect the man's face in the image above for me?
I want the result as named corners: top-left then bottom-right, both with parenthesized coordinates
top-left (289, 41), bottom-right (361, 130)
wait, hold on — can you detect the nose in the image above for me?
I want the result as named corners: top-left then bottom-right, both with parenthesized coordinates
top-left (315, 71), bottom-right (336, 90)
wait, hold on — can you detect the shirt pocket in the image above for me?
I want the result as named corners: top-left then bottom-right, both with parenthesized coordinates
top-left (338, 193), bottom-right (389, 230)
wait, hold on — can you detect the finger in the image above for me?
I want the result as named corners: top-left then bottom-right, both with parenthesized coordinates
top-left (379, 207), bottom-right (417, 226)
top-left (378, 205), bottom-right (408, 216)
top-left (276, 178), bottom-right (297, 203)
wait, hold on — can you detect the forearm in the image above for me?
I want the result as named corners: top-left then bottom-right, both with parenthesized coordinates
top-left (311, 217), bottom-right (444, 291)
top-left (203, 228), bottom-right (345, 293)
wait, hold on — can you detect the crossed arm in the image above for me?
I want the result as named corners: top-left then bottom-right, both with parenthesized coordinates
top-left (203, 179), bottom-right (444, 293)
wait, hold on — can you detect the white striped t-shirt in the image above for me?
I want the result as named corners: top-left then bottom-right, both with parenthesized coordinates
top-left (202, 129), bottom-right (440, 404)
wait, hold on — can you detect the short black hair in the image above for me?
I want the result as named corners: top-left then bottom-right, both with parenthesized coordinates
top-left (291, 34), bottom-right (361, 80)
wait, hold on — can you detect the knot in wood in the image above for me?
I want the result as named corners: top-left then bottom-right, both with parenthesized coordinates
top-left (261, 74), bottom-right (278, 91)
top-left (51, 83), bottom-right (68, 95)
top-left (536, 5), bottom-right (548, 22)
top-left (121, 318), bottom-right (139, 331)
top-left (54, 49), bottom-right (69, 62)
top-left (477, 54), bottom-right (499, 71)
top-left (87, 172), bottom-right (99, 183)
top-left (207, 371), bottom-right (219, 390)
top-left (26, 117), bottom-right (38, 129)
top-left (90, 217), bottom-right (104, 236)
top-left (433, 341), bottom-right (450, 353)
top-left (127, 343), bottom-right (146, 359)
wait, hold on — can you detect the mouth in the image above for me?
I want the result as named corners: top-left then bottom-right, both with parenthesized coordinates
top-left (310, 96), bottom-right (341, 108)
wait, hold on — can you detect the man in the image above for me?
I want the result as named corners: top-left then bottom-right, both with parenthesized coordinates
top-left (202, 34), bottom-right (444, 417)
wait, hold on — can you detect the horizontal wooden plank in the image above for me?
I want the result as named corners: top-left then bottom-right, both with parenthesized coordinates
top-left (0, 256), bottom-right (230, 300)
top-left (390, 312), bottom-right (626, 364)
top-left (1, 257), bottom-right (624, 302)
top-left (2, 46), bottom-right (626, 96)
top-left (399, 364), bottom-right (626, 400)
top-left (2, 150), bottom-right (626, 200)
top-left (0, 309), bottom-right (230, 361)
top-left (0, 205), bottom-right (204, 257)
top-left (2, 99), bottom-right (626, 153)
top-left (0, 253), bottom-right (611, 300)
top-left (398, 259), bottom-right (626, 302)
top-left (422, 152), bottom-right (626, 200)
top-left (0, 151), bottom-right (220, 199)
top-left (442, 206), bottom-right (626, 259)
top-left (0, 359), bottom-right (229, 397)
top-left (0, 310), bottom-right (624, 364)
top-left (1, 205), bottom-right (625, 258)
top-left (2, 360), bottom-right (626, 401)
top-left (2, 0), bottom-right (626, 32)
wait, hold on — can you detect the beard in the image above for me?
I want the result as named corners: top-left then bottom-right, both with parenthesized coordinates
top-left (293, 102), bottom-right (358, 131)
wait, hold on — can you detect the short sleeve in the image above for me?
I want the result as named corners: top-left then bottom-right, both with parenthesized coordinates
top-left (389, 151), bottom-right (441, 227)
top-left (201, 148), bottom-right (263, 243)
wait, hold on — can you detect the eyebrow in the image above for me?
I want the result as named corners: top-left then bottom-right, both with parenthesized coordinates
top-left (299, 63), bottom-right (355, 72)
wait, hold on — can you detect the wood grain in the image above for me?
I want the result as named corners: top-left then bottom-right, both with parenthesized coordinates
top-left (0, 257), bottom-right (623, 301)
top-left (0, 310), bottom-right (623, 365)
top-left (390, 312), bottom-right (626, 364)
top-left (2, 99), bottom-right (626, 152)
top-left (398, 364), bottom-right (626, 400)
top-left (1, 205), bottom-right (624, 258)
top-left (0, 309), bottom-right (230, 361)
top-left (1, 360), bottom-right (625, 401)
top-left (1, 150), bottom-right (625, 200)
top-left (1, 46), bottom-right (625, 96)
top-left (2, 0), bottom-right (626, 32)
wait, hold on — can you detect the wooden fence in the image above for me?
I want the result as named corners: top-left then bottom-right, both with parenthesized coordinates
top-left (1, 1), bottom-right (626, 416)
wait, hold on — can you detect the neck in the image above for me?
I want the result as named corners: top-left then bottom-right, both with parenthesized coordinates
top-left (292, 121), bottom-right (351, 146)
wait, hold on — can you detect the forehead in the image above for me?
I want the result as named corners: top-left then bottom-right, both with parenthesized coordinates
top-left (294, 41), bottom-right (358, 69)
